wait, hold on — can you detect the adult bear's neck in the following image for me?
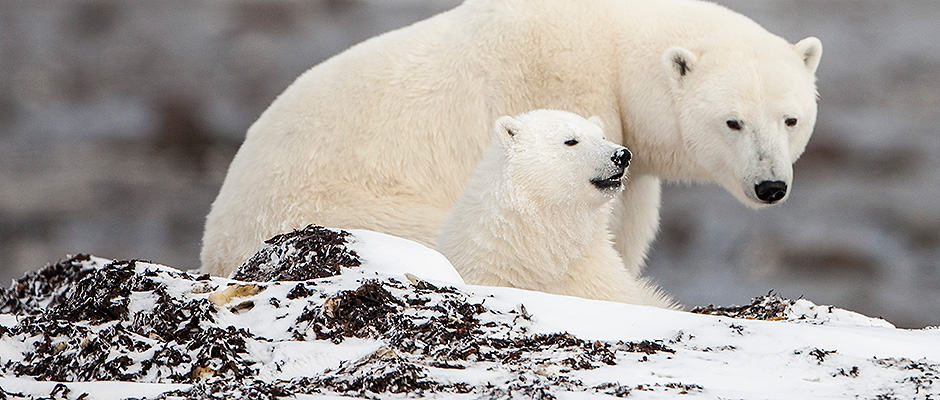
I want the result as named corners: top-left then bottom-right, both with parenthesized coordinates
top-left (478, 1), bottom-right (623, 145)
top-left (476, 0), bottom-right (712, 183)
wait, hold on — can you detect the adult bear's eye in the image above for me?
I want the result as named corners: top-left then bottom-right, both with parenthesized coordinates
top-left (565, 139), bottom-right (579, 146)
top-left (785, 117), bottom-right (798, 127)
top-left (726, 120), bottom-right (743, 131)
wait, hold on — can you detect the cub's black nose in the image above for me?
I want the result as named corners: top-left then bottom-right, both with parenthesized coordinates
top-left (754, 180), bottom-right (787, 203)
top-left (612, 148), bottom-right (632, 168)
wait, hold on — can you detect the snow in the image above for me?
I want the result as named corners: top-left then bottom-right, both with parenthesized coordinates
top-left (256, 338), bottom-right (386, 381)
top-left (0, 378), bottom-right (189, 400)
top-left (345, 228), bottom-right (465, 285)
top-left (785, 298), bottom-right (896, 328)
top-left (1, 228), bottom-right (937, 399)
top-left (0, 314), bottom-right (16, 328)
top-left (488, 286), bottom-right (938, 359)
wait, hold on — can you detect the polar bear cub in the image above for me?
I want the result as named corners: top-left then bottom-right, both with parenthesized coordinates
top-left (437, 110), bottom-right (675, 308)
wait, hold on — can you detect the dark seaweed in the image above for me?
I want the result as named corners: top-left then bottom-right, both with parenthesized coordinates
top-left (691, 291), bottom-right (795, 320)
top-left (1, 256), bottom-right (254, 383)
top-left (1, 254), bottom-right (91, 315)
top-left (230, 225), bottom-right (360, 282)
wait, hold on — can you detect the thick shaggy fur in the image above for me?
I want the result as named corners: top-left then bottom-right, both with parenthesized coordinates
top-left (438, 111), bottom-right (675, 308)
top-left (201, 0), bottom-right (822, 276)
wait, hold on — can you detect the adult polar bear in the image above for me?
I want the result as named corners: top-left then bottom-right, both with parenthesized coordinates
top-left (201, 0), bottom-right (822, 277)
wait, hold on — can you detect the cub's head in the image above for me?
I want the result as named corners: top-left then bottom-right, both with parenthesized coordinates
top-left (663, 36), bottom-right (822, 208)
top-left (493, 110), bottom-right (631, 206)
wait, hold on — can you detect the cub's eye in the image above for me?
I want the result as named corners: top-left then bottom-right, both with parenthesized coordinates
top-left (564, 139), bottom-right (579, 146)
top-left (785, 117), bottom-right (798, 127)
top-left (726, 120), bottom-right (743, 131)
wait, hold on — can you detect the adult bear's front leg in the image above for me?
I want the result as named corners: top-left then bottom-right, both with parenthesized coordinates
top-left (610, 174), bottom-right (662, 277)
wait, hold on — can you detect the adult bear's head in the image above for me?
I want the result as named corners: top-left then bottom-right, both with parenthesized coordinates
top-left (662, 35), bottom-right (822, 207)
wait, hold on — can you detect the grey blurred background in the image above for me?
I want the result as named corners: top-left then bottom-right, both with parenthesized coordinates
top-left (0, 0), bottom-right (937, 328)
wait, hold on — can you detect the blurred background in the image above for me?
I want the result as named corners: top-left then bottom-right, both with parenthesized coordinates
top-left (0, 0), bottom-right (936, 328)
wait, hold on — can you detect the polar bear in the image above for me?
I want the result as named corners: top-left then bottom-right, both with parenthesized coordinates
top-left (438, 110), bottom-right (675, 308)
top-left (201, 0), bottom-right (822, 277)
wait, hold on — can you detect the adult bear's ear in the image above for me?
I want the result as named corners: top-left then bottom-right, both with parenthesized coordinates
top-left (793, 36), bottom-right (822, 74)
top-left (588, 115), bottom-right (605, 131)
top-left (494, 115), bottom-right (522, 148)
top-left (662, 46), bottom-right (697, 89)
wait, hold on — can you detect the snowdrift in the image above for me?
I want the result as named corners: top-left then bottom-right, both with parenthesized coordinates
top-left (1, 226), bottom-right (937, 399)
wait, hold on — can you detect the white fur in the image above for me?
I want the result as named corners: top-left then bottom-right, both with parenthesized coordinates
top-left (438, 110), bottom-right (675, 308)
top-left (200, 0), bottom-right (822, 277)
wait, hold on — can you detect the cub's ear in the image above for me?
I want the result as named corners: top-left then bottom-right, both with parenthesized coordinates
top-left (662, 46), bottom-right (697, 88)
top-left (588, 115), bottom-right (605, 131)
top-left (494, 115), bottom-right (522, 148)
top-left (793, 36), bottom-right (823, 74)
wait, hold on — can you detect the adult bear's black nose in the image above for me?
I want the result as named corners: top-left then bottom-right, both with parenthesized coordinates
top-left (754, 180), bottom-right (787, 203)
top-left (612, 147), bottom-right (632, 168)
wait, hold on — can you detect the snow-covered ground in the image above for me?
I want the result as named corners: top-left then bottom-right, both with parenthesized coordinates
top-left (1, 227), bottom-right (938, 399)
